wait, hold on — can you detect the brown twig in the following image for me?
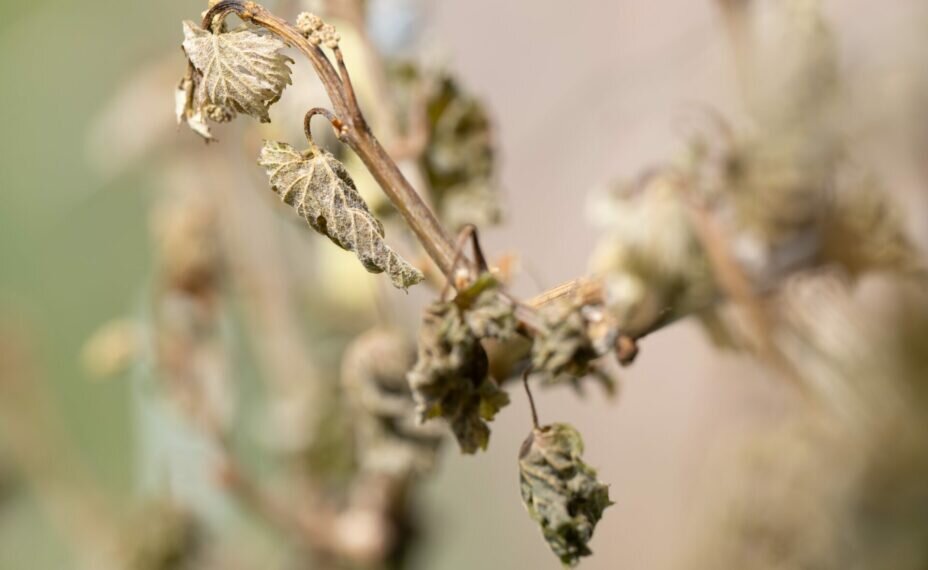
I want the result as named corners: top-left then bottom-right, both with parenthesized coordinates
top-left (522, 368), bottom-right (540, 430)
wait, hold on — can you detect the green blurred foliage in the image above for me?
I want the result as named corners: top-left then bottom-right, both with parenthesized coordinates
top-left (0, 0), bottom-right (193, 564)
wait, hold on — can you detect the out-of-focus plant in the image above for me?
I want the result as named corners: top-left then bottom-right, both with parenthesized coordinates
top-left (8, 0), bottom-right (915, 568)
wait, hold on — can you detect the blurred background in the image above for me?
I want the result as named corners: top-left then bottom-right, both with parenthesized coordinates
top-left (1, 1), bottom-right (927, 569)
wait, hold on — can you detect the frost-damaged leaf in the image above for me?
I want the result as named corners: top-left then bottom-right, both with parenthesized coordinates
top-left (531, 298), bottom-right (617, 395)
top-left (407, 275), bottom-right (515, 453)
top-left (259, 140), bottom-right (424, 289)
top-left (519, 423), bottom-right (613, 566)
top-left (180, 20), bottom-right (292, 133)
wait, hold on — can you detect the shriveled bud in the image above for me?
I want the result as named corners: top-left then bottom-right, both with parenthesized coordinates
top-left (296, 14), bottom-right (340, 48)
top-left (320, 23), bottom-right (340, 49)
top-left (296, 12), bottom-right (325, 35)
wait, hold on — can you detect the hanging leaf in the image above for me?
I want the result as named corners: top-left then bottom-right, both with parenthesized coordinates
top-left (407, 275), bottom-right (515, 453)
top-left (175, 68), bottom-right (213, 140)
top-left (259, 140), bottom-right (424, 289)
top-left (519, 423), bottom-right (613, 566)
top-left (180, 21), bottom-right (293, 136)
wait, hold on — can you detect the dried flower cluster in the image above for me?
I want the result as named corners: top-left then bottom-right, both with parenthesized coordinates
top-left (296, 12), bottom-right (340, 48)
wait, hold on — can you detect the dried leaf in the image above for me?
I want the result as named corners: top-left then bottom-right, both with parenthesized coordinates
top-left (459, 274), bottom-right (519, 340)
top-left (175, 69), bottom-right (213, 140)
top-left (180, 21), bottom-right (293, 135)
top-left (531, 299), bottom-right (617, 390)
top-left (407, 275), bottom-right (514, 453)
top-left (258, 140), bottom-right (424, 289)
top-left (388, 65), bottom-right (502, 229)
top-left (519, 423), bottom-right (612, 566)
top-left (342, 328), bottom-right (444, 477)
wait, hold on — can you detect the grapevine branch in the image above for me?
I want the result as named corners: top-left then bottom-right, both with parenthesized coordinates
top-left (204, 0), bottom-right (458, 275)
top-left (199, 0), bottom-right (687, 355)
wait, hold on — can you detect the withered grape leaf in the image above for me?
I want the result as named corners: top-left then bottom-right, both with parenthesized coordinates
top-left (519, 423), bottom-right (613, 566)
top-left (258, 140), bottom-right (424, 289)
top-left (181, 21), bottom-right (292, 128)
top-left (531, 299), bottom-right (618, 388)
top-left (407, 302), bottom-right (508, 453)
top-left (407, 276), bottom-right (514, 453)
top-left (175, 70), bottom-right (213, 140)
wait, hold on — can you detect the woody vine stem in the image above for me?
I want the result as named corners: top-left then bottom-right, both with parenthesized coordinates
top-left (200, 0), bottom-right (618, 338)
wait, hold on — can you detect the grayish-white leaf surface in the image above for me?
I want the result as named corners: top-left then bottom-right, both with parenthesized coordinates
top-left (181, 21), bottom-right (293, 125)
top-left (259, 140), bottom-right (424, 289)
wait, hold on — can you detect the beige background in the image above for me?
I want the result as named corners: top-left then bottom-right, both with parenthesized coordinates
top-left (0, 0), bottom-right (924, 568)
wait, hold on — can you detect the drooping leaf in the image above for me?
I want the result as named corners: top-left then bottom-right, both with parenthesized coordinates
top-left (175, 68), bottom-right (213, 140)
top-left (180, 21), bottom-right (293, 135)
top-left (519, 423), bottom-right (613, 566)
top-left (258, 140), bottom-right (424, 289)
top-left (407, 275), bottom-right (515, 453)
